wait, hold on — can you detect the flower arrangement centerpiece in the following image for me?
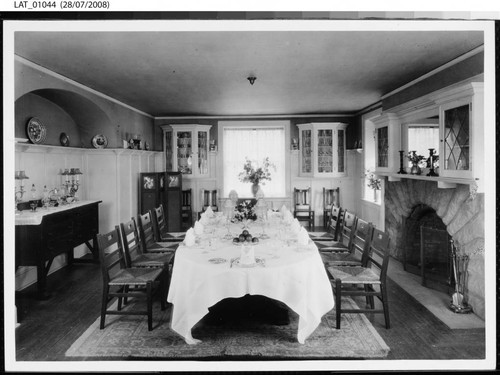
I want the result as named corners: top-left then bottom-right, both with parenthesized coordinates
top-left (233, 200), bottom-right (257, 222)
top-left (406, 151), bottom-right (427, 175)
top-left (365, 170), bottom-right (381, 191)
top-left (238, 157), bottom-right (276, 197)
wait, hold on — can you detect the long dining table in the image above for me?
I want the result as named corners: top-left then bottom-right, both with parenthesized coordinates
top-left (167, 214), bottom-right (335, 345)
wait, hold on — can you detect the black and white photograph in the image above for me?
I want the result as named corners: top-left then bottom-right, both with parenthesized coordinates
top-left (2, 8), bottom-right (497, 373)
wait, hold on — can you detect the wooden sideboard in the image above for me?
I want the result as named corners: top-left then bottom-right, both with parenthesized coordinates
top-left (15, 200), bottom-right (101, 299)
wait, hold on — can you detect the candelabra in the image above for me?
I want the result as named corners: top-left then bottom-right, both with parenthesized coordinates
top-left (15, 170), bottom-right (29, 212)
top-left (62, 168), bottom-right (83, 201)
top-left (426, 148), bottom-right (439, 177)
top-left (397, 150), bottom-right (407, 174)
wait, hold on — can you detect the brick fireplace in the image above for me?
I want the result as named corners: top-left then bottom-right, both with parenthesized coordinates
top-left (384, 180), bottom-right (485, 319)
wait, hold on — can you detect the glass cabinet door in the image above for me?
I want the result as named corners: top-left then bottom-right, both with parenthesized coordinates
top-left (197, 130), bottom-right (209, 175)
top-left (164, 130), bottom-right (173, 171)
top-left (317, 129), bottom-right (333, 174)
top-left (376, 126), bottom-right (389, 168)
top-left (443, 104), bottom-right (470, 173)
top-left (301, 129), bottom-right (312, 174)
top-left (177, 131), bottom-right (193, 174)
top-left (337, 128), bottom-right (345, 173)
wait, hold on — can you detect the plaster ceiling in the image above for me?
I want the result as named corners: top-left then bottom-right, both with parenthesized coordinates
top-left (14, 27), bottom-right (484, 117)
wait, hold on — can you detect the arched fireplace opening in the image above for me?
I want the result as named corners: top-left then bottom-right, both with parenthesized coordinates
top-left (403, 204), bottom-right (454, 294)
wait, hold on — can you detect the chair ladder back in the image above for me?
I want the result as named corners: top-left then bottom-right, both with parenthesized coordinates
top-left (364, 229), bottom-right (391, 279)
top-left (119, 220), bottom-right (143, 267)
top-left (339, 211), bottom-right (356, 247)
top-left (351, 218), bottom-right (374, 259)
top-left (97, 228), bottom-right (126, 284)
top-left (182, 189), bottom-right (192, 208)
top-left (138, 211), bottom-right (157, 248)
top-left (153, 204), bottom-right (168, 238)
top-left (323, 187), bottom-right (340, 209)
top-left (294, 188), bottom-right (311, 210)
top-left (328, 206), bottom-right (343, 237)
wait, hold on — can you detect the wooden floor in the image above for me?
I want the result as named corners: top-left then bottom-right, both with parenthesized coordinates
top-left (13, 257), bottom-right (486, 362)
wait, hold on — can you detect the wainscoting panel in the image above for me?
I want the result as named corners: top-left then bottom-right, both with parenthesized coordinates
top-left (14, 144), bottom-right (163, 291)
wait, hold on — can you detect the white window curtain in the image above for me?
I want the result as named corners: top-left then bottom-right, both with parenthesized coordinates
top-left (407, 126), bottom-right (440, 161)
top-left (223, 126), bottom-right (286, 198)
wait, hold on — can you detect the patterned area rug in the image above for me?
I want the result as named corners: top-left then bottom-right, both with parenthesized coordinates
top-left (66, 296), bottom-right (390, 360)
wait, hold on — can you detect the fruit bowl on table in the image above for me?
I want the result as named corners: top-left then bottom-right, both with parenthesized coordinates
top-left (232, 229), bottom-right (260, 246)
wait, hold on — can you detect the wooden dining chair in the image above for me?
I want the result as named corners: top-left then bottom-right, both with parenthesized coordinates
top-left (326, 228), bottom-right (391, 329)
top-left (137, 211), bottom-right (180, 256)
top-left (314, 210), bottom-right (356, 253)
top-left (198, 188), bottom-right (218, 219)
top-left (97, 227), bottom-right (166, 331)
top-left (312, 205), bottom-right (343, 242)
top-left (320, 217), bottom-right (373, 267)
top-left (293, 187), bottom-right (315, 230)
top-left (152, 204), bottom-right (185, 242)
top-left (119, 219), bottom-right (174, 269)
top-left (322, 187), bottom-right (340, 229)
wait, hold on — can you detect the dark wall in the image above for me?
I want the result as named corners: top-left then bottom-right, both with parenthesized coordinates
top-left (382, 52), bottom-right (484, 111)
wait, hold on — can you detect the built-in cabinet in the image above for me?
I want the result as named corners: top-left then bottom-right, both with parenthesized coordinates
top-left (161, 124), bottom-right (212, 178)
top-left (297, 123), bottom-right (347, 178)
top-left (372, 81), bottom-right (484, 191)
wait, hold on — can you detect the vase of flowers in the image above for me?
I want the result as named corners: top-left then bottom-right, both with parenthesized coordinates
top-left (238, 157), bottom-right (276, 197)
top-left (365, 170), bottom-right (381, 202)
top-left (406, 151), bottom-right (426, 175)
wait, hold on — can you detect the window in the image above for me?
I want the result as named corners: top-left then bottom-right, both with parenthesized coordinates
top-left (222, 124), bottom-right (286, 198)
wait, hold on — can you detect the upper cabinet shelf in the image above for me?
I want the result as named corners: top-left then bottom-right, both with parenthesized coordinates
top-left (372, 81), bottom-right (484, 192)
top-left (161, 124), bottom-right (212, 178)
top-left (297, 123), bottom-right (347, 178)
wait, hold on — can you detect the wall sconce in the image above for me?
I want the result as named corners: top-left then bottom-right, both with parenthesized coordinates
top-left (247, 76), bottom-right (257, 85)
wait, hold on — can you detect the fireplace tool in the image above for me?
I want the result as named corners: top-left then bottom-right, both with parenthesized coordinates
top-left (449, 240), bottom-right (472, 314)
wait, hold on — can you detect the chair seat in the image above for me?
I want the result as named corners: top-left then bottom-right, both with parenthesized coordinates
top-left (159, 232), bottom-right (186, 241)
top-left (315, 241), bottom-right (348, 251)
top-left (146, 242), bottom-right (180, 253)
top-left (321, 251), bottom-right (362, 266)
top-left (109, 267), bottom-right (163, 286)
top-left (308, 232), bottom-right (336, 241)
top-left (327, 265), bottom-right (382, 284)
top-left (131, 253), bottom-right (174, 268)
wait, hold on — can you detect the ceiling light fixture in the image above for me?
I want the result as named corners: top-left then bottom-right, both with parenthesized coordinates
top-left (247, 76), bottom-right (256, 85)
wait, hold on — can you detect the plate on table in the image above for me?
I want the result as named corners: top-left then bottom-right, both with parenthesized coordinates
top-left (230, 257), bottom-right (266, 268)
top-left (208, 258), bottom-right (227, 264)
top-left (26, 117), bottom-right (47, 144)
top-left (92, 134), bottom-right (108, 149)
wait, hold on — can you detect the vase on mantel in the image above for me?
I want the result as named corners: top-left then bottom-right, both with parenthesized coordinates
top-left (251, 182), bottom-right (260, 197)
top-left (410, 163), bottom-right (422, 175)
top-left (373, 189), bottom-right (379, 203)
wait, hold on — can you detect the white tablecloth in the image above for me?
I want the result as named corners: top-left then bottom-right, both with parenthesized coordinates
top-left (167, 220), bottom-right (334, 344)
top-left (15, 200), bottom-right (101, 226)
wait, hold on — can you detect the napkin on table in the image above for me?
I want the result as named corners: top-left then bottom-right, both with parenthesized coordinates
top-left (297, 226), bottom-right (310, 246)
top-left (184, 228), bottom-right (196, 247)
top-left (194, 221), bottom-right (204, 236)
top-left (199, 214), bottom-right (209, 225)
top-left (283, 210), bottom-right (294, 224)
top-left (280, 204), bottom-right (288, 214)
top-left (204, 206), bottom-right (214, 218)
top-left (290, 218), bottom-right (301, 234)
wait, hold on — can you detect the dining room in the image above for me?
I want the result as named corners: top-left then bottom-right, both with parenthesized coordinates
top-left (4, 15), bottom-right (497, 373)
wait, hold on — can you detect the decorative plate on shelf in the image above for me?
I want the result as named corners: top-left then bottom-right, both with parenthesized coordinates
top-left (26, 117), bottom-right (47, 144)
top-left (92, 134), bottom-right (108, 149)
top-left (59, 132), bottom-right (70, 147)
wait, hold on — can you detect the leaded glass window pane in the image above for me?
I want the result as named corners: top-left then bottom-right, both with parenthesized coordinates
top-left (444, 104), bottom-right (470, 171)
top-left (337, 129), bottom-right (345, 173)
top-left (377, 126), bottom-right (388, 168)
top-left (317, 129), bottom-right (333, 173)
top-left (301, 130), bottom-right (312, 173)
